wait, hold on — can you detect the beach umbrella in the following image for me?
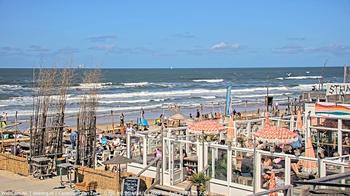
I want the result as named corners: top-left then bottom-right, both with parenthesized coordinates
top-left (103, 155), bottom-right (132, 165)
top-left (226, 116), bottom-right (235, 144)
top-left (296, 110), bottom-right (303, 131)
top-left (188, 120), bottom-right (225, 135)
top-left (103, 155), bottom-right (132, 188)
top-left (299, 137), bottom-right (317, 174)
top-left (169, 113), bottom-right (186, 127)
top-left (254, 113), bottom-right (297, 145)
top-left (188, 120), bottom-right (225, 169)
top-left (169, 113), bottom-right (186, 121)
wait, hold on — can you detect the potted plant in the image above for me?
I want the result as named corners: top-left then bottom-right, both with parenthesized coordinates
top-left (191, 172), bottom-right (211, 196)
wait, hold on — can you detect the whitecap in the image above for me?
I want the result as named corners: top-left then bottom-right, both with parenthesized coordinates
top-left (192, 79), bottom-right (224, 83)
top-left (122, 82), bottom-right (149, 87)
top-left (277, 76), bottom-right (322, 80)
top-left (76, 82), bottom-right (113, 89)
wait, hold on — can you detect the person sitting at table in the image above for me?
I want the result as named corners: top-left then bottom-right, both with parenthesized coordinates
top-left (291, 161), bottom-right (302, 176)
top-left (272, 157), bottom-right (284, 169)
top-left (183, 149), bottom-right (188, 158)
top-left (343, 136), bottom-right (350, 155)
top-left (101, 136), bottom-right (108, 146)
top-left (262, 156), bottom-right (273, 169)
top-left (112, 137), bottom-right (121, 147)
top-left (244, 138), bottom-right (254, 149)
top-left (241, 154), bottom-right (253, 177)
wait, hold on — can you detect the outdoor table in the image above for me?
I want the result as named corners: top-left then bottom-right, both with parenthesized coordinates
top-left (31, 157), bottom-right (52, 179)
top-left (57, 162), bottom-right (74, 188)
top-left (184, 156), bottom-right (198, 173)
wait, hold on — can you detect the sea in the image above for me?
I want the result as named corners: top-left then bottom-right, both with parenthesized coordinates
top-left (0, 67), bottom-right (344, 130)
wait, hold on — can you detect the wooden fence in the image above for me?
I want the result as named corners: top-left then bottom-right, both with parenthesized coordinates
top-left (0, 153), bottom-right (29, 176)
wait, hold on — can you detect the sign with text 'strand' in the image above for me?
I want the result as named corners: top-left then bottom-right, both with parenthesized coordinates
top-left (326, 83), bottom-right (350, 96)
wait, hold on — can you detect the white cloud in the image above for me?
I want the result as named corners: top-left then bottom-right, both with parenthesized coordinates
top-left (86, 35), bottom-right (116, 42)
top-left (274, 44), bottom-right (350, 55)
top-left (89, 44), bottom-right (115, 53)
top-left (211, 42), bottom-right (240, 50)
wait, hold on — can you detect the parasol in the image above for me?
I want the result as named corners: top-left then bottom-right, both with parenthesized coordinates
top-left (103, 155), bottom-right (132, 188)
top-left (296, 110), bottom-right (303, 131)
top-left (254, 113), bottom-right (297, 144)
top-left (299, 137), bottom-right (317, 174)
top-left (188, 120), bottom-right (225, 170)
top-left (226, 116), bottom-right (235, 143)
top-left (103, 155), bottom-right (132, 165)
top-left (188, 120), bottom-right (225, 135)
top-left (169, 113), bottom-right (186, 121)
top-left (169, 113), bottom-right (186, 127)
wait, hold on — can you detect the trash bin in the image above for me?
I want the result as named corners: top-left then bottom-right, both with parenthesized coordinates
top-left (56, 158), bottom-right (67, 176)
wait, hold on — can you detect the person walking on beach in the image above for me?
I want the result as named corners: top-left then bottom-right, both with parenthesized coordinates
top-left (120, 113), bottom-right (125, 126)
top-left (70, 130), bottom-right (77, 149)
top-left (141, 108), bottom-right (145, 118)
top-left (196, 109), bottom-right (200, 119)
top-left (3, 112), bottom-right (7, 125)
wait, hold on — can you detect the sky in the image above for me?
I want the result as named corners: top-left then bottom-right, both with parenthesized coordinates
top-left (0, 0), bottom-right (349, 68)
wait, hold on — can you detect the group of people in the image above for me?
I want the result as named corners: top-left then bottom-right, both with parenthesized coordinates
top-left (0, 112), bottom-right (8, 128)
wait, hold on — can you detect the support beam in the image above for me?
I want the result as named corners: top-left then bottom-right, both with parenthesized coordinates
top-left (254, 152), bottom-right (262, 192)
top-left (338, 119), bottom-right (343, 156)
top-left (285, 156), bottom-right (291, 185)
top-left (227, 146), bottom-right (232, 195)
top-left (143, 136), bottom-right (148, 166)
top-left (127, 133), bottom-right (131, 158)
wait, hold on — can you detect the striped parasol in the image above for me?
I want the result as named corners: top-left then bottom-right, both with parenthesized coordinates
top-left (188, 120), bottom-right (225, 135)
top-left (255, 113), bottom-right (297, 144)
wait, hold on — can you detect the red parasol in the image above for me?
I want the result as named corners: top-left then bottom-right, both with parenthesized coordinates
top-left (188, 120), bottom-right (225, 134)
top-left (227, 116), bottom-right (235, 142)
top-left (296, 110), bottom-right (303, 130)
top-left (255, 113), bottom-right (297, 144)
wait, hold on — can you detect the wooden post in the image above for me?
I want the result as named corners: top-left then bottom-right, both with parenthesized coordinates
top-left (14, 111), bottom-right (18, 155)
top-left (29, 116), bottom-right (33, 159)
top-left (111, 110), bottom-right (114, 131)
top-left (92, 116), bottom-right (97, 168)
top-left (75, 114), bottom-right (80, 165)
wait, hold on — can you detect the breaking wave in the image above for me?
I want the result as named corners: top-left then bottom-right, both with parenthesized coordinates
top-left (192, 79), bottom-right (224, 83)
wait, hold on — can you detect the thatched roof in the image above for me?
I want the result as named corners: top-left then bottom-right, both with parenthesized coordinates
top-left (103, 155), bottom-right (132, 165)
top-left (169, 113), bottom-right (186, 121)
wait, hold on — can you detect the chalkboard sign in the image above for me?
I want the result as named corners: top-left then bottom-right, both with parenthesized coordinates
top-left (121, 177), bottom-right (147, 196)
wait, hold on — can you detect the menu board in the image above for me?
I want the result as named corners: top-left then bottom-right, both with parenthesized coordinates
top-left (121, 177), bottom-right (140, 196)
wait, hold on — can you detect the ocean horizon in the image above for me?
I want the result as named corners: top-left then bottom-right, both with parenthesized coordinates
top-left (0, 66), bottom-right (344, 130)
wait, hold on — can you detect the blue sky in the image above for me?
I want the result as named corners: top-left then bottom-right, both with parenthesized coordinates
top-left (0, 0), bottom-right (349, 68)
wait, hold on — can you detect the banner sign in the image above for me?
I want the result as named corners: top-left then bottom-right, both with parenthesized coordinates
top-left (315, 102), bottom-right (350, 116)
top-left (225, 85), bottom-right (232, 116)
top-left (326, 83), bottom-right (350, 96)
